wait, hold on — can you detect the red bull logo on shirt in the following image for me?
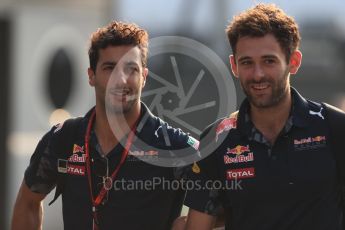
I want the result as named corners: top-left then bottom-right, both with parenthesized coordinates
top-left (227, 145), bottom-right (250, 155)
top-left (68, 153), bottom-right (86, 163)
top-left (312, 136), bottom-right (326, 142)
top-left (294, 135), bottom-right (326, 151)
top-left (73, 144), bottom-right (84, 154)
top-left (294, 136), bottom-right (326, 145)
top-left (224, 145), bottom-right (254, 164)
top-left (224, 153), bottom-right (254, 164)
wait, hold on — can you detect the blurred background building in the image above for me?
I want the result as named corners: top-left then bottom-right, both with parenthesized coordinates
top-left (1, 0), bottom-right (345, 229)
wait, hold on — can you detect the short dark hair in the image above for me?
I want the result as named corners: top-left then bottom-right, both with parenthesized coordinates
top-left (226, 3), bottom-right (300, 62)
top-left (88, 21), bottom-right (149, 71)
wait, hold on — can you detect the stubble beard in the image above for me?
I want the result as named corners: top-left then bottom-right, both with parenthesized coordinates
top-left (105, 93), bottom-right (139, 115)
top-left (242, 68), bottom-right (290, 109)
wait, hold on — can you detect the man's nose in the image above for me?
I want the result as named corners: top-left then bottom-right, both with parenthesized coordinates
top-left (111, 68), bottom-right (128, 85)
top-left (253, 64), bottom-right (265, 81)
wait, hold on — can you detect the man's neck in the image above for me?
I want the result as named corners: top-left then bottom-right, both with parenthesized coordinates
top-left (94, 102), bottom-right (141, 155)
top-left (250, 92), bottom-right (291, 145)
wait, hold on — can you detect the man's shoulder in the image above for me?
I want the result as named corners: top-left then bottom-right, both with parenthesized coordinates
top-left (49, 116), bottom-right (85, 138)
top-left (200, 111), bottom-right (240, 143)
top-left (321, 102), bottom-right (345, 125)
top-left (141, 103), bottom-right (199, 150)
top-left (36, 116), bottom-right (86, 156)
top-left (305, 99), bottom-right (342, 123)
top-left (306, 99), bottom-right (323, 111)
top-left (152, 116), bottom-right (199, 150)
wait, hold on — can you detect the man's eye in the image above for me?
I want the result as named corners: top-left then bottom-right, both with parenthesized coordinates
top-left (104, 66), bottom-right (114, 71)
top-left (131, 66), bottom-right (139, 72)
top-left (126, 66), bottom-right (139, 73)
top-left (264, 59), bottom-right (275, 64)
top-left (240, 60), bottom-right (251, 65)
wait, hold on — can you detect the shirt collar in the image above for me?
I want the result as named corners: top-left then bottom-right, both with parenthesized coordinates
top-left (86, 102), bottom-right (158, 153)
top-left (290, 87), bottom-right (310, 128)
top-left (237, 87), bottom-right (309, 140)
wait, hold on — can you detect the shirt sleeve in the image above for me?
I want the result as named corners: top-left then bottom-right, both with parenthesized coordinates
top-left (184, 123), bottom-right (224, 216)
top-left (24, 126), bottom-right (60, 194)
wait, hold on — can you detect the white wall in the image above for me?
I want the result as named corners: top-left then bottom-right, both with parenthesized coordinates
top-left (7, 2), bottom-right (106, 229)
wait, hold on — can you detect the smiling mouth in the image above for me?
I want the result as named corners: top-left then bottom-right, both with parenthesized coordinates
top-left (109, 89), bottom-right (138, 101)
top-left (111, 88), bottom-right (130, 95)
top-left (251, 83), bottom-right (269, 90)
top-left (109, 89), bottom-right (129, 100)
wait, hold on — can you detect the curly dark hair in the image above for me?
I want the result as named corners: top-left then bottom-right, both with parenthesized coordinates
top-left (226, 3), bottom-right (300, 62)
top-left (88, 21), bottom-right (149, 71)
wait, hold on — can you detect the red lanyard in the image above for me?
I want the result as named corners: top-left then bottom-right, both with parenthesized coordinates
top-left (84, 109), bottom-right (137, 229)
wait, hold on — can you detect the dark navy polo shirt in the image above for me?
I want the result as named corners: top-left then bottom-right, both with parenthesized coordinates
top-left (24, 103), bottom-right (198, 230)
top-left (185, 88), bottom-right (342, 230)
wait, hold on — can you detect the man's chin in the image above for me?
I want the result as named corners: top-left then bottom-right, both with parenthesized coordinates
top-left (250, 96), bottom-right (283, 108)
top-left (251, 101), bottom-right (272, 108)
top-left (105, 103), bottom-right (132, 115)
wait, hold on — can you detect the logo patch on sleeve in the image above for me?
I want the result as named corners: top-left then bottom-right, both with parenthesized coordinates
top-left (215, 111), bottom-right (238, 142)
top-left (187, 136), bottom-right (200, 150)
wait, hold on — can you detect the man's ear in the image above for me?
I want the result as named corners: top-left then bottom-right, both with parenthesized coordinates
top-left (142, 67), bottom-right (148, 88)
top-left (289, 50), bottom-right (302, 75)
top-left (88, 68), bottom-right (95, 86)
top-left (229, 55), bottom-right (239, 78)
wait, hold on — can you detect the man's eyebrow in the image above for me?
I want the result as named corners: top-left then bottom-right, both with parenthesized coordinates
top-left (124, 61), bottom-right (140, 66)
top-left (262, 55), bottom-right (278, 59)
top-left (101, 61), bottom-right (117, 67)
top-left (238, 56), bottom-right (251, 62)
top-left (237, 55), bottom-right (279, 62)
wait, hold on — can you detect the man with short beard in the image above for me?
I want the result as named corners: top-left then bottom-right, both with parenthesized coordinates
top-left (175, 3), bottom-right (345, 230)
top-left (11, 21), bottom-right (198, 230)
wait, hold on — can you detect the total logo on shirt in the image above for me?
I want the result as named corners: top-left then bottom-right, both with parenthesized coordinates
top-left (58, 159), bottom-right (85, 176)
top-left (226, 167), bottom-right (255, 180)
top-left (67, 164), bottom-right (85, 176)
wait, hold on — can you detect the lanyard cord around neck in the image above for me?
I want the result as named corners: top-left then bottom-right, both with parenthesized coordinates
top-left (84, 109), bottom-right (137, 229)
